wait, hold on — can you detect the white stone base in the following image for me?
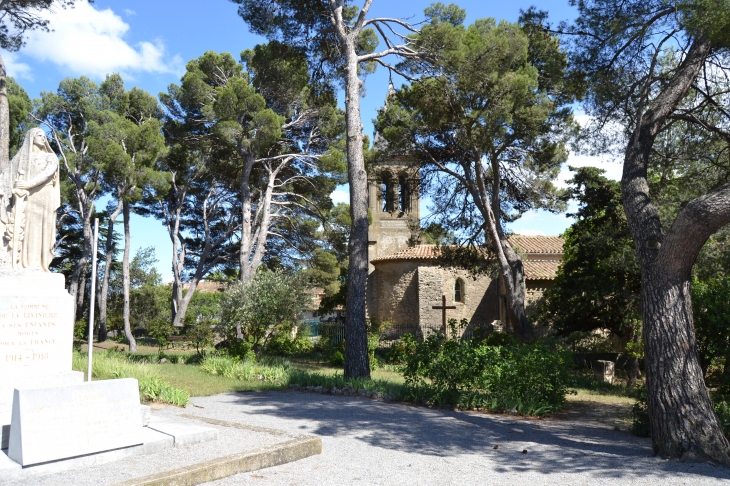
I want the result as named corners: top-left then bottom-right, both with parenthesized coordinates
top-left (0, 414), bottom-right (218, 482)
top-left (8, 378), bottom-right (143, 466)
top-left (0, 370), bottom-right (83, 449)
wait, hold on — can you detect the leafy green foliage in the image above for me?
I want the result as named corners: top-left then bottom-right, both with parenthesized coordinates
top-left (185, 322), bottom-right (214, 357)
top-left (693, 277), bottom-right (730, 377)
top-left (7, 77), bottom-right (31, 157)
top-left (232, 0), bottom-right (380, 86)
top-left (265, 326), bottom-right (313, 356)
top-left (539, 167), bottom-right (640, 339)
top-left (377, 10), bottom-right (576, 239)
top-left (386, 333), bottom-right (419, 365)
top-left (147, 319), bottom-right (174, 353)
top-left (402, 331), bottom-right (573, 415)
top-left (219, 269), bottom-right (311, 352)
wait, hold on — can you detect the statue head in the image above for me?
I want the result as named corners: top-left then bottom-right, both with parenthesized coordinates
top-left (23, 128), bottom-right (53, 155)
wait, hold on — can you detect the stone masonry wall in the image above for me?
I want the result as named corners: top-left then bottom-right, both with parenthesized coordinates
top-left (417, 264), bottom-right (499, 339)
top-left (374, 261), bottom-right (420, 335)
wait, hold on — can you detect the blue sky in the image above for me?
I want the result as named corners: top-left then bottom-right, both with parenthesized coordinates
top-left (3, 0), bottom-right (623, 280)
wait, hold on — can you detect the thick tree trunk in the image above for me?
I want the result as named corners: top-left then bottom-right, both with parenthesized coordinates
top-left (98, 199), bottom-right (123, 342)
top-left (489, 158), bottom-right (531, 337)
top-left (621, 36), bottom-right (730, 464)
top-left (342, 42), bottom-right (370, 379)
top-left (122, 201), bottom-right (136, 352)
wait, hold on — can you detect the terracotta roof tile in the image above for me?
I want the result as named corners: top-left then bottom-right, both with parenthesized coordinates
top-left (371, 236), bottom-right (564, 280)
top-left (509, 235), bottom-right (564, 254)
top-left (524, 260), bottom-right (561, 280)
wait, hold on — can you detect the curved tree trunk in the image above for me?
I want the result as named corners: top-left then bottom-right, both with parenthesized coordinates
top-left (122, 200), bottom-right (136, 352)
top-left (489, 158), bottom-right (531, 338)
top-left (621, 36), bottom-right (730, 464)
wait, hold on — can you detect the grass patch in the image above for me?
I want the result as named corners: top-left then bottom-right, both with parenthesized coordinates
top-left (289, 369), bottom-right (403, 396)
top-left (200, 355), bottom-right (290, 384)
top-left (73, 350), bottom-right (189, 406)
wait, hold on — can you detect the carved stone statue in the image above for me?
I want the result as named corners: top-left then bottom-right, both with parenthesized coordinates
top-left (0, 128), bottom-right (60, 271)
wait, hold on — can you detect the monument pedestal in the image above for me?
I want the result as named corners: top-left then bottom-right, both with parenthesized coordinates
top-left (0, 270), bottom-right (83, 449)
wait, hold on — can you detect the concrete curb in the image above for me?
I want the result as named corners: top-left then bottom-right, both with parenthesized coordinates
top-left (112, 416), bottom-right (322, 486)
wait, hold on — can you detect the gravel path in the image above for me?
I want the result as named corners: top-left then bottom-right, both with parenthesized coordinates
top-left (180, 390), bottom-right (730, 486)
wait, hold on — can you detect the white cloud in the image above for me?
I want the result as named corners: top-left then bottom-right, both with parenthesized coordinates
top-left (2, 52), bottom-right (33, 81)
top-left (21, 2), bottom-right (182, 79)
top-left (123, 9), bottom-right (137, 16)
top-left (331, 185), bottom-right (350, 204)
top-left (555, 152), bottom-right (623, 189)
top-left (514, 229), bottom-right (546, 236)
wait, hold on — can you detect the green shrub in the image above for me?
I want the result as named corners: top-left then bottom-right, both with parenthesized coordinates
top-left (147, 319), bottom-right (174, 352)
top-left (387, 333), bottom-right (418, 364)
top-left (200, 355), bottom-right (290, 384)
top-left (224, 339), bottom-right (257, 362)
top-left (219, 269), bottom-right (311, 354)
top-left (402, 331), bottom-right (573, 416)
top-left (74, 319), bottom-right (88, 342)
top-left (714, 397), bottom-right (730, 437)
top-left (330, 350), bottom-right (345, 366)
top-left (185, 321), bottom-right (213, 356)
top-left (265, 326), bottom-right (313, 356)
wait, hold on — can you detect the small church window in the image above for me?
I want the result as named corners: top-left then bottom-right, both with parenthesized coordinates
top-left (398, 174), bottom-right (409, 212)
top-left (455, 279), bottom-right (464, 303)
top-left (381, 172), bottom-right (396, 212)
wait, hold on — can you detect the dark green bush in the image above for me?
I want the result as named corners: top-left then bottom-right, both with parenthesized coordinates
top-left (330, 350), bottom-right (345, 366)
top-left (714, 397), bottom-right (730, 436)
top-left (147, 319), bottom-right (174, 352)
top-left (402, 331), bottom-right (573, 416)
top-left (185, 321), bottom-right (213, 356)
top-left (387, 333), bottom-right (418, 364)
top-left (225, 339), bottom-right (257, 362)
top-left (265, 327), bottom-right (314, 356)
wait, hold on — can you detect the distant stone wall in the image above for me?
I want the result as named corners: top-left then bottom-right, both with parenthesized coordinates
top-left (374, 261), bottom-right (420, 335)
top-left (525, 280), bottom-right (553, 319)
top-left (417, 264), bottom-right (498, 339)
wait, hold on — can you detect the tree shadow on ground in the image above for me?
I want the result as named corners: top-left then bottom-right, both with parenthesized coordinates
top-left (190, 391), bottom-right (730, 482)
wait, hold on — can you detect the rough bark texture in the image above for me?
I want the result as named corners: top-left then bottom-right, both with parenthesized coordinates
top-left (622, 36), bottom-right (730, 464)
top-left (489, 157), bottom-right (531, 338)
top-left (122, 200), bottom-right (136, 352)
top-left (97, 199), bottom-right (122, 342)
top-left (339, 27), bottom-right (371, 379)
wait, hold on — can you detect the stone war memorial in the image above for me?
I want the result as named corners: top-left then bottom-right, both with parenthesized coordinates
top-left (0, 129), bottom-right (216, 480)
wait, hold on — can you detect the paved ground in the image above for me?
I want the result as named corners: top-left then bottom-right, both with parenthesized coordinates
top-left (177, 391), bottom-right (730, 486)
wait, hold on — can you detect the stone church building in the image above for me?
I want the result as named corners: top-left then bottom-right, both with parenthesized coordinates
top-left (365, 156), bottom-right (564, 339)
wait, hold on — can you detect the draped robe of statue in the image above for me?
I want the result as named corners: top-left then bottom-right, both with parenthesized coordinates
top-left (2, 128), bottom-right (60, 271)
